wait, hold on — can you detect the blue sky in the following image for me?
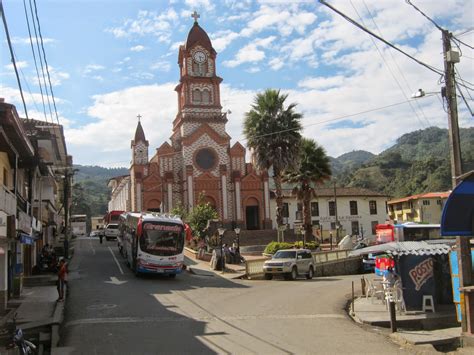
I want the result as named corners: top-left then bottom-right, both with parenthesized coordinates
top-left (1, 0), bottom-right (473, 167)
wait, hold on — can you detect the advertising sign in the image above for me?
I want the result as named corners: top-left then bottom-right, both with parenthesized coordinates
top-left (399, 255), bottom-right (436, 310)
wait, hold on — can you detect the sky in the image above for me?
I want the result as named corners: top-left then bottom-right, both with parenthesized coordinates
top-left (1, 0), bottom-right (473, 168)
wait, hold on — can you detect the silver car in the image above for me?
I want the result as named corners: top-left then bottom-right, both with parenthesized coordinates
top-left (263, 249), bottom-right (315, 280)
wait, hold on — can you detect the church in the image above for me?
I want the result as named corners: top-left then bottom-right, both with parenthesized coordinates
top-left (108, 14), bottom-right (272, 231)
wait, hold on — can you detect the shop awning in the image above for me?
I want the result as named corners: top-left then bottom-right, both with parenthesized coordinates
top-left (441, 170), bottom-right (474, 237)
top-left (350, 241), bottom-right (452, 257)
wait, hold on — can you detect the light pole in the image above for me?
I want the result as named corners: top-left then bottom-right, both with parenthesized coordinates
top-left (218, 227), bottom-right (225, 273)
top-left (234, 227), bottom-right (240, 254)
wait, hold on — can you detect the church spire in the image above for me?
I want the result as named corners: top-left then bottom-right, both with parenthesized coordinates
top-left (134, 115), bottom-right (146, 143)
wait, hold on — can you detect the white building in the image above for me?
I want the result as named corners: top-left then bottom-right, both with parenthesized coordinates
top-left (270, 186), bottom-right (389, 242)
top-left (107, 175), bottom-right (130, 212)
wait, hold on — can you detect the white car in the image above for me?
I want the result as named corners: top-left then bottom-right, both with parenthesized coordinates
top-left (104, 224), bottom-right (119, 241)
top-left (263, 249), bottom-right (315, 280)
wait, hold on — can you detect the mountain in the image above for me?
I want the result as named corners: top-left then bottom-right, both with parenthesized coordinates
top-left (71, 165), bottom-right (128, 218)
top-left (337, 127), bottom-right (474, 198)
top-left (330, 150), bottom-right (375, 183)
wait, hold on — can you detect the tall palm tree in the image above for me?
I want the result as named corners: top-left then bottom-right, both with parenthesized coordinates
top-left (244, 89), bottom-right (302, 229)
top-left (285, 138), bottom-right (332, 245)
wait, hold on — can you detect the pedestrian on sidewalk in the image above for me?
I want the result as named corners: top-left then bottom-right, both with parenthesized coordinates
top-left (57, 258), bottom-right (68, 302)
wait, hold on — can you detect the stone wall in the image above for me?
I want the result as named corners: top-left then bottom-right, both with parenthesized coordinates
top-left (314, 256), bottom-right (362, 277)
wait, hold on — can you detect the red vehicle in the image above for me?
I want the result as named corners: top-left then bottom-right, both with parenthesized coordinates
top-left (104, 210), bottom-right (125, 226)
top-left (375, 224), bottom-right (394, 244)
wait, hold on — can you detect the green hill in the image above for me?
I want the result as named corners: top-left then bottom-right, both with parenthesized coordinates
top-left (339, 127), bottom-right (474, 198)
top-left (71, 165), bottom-right (128, 218)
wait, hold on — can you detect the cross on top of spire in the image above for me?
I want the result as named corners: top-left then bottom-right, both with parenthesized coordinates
top-left (191, 10), bottom-right (200, 23)
top-left (137, 114), bottom-right (142, 122)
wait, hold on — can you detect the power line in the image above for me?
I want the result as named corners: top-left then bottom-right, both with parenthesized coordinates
top-left (0, 0), bottom-right (29, 119)
top-left (28, 0), bottom-right (53, 123)
top-left (32, 0), bottom-right (60, 125)
top-left (319, 0), bottom-right (444, 77)
top-left (23, 0), bottom-right (48, 121)
top-left (353, 0), bottom-right (430, 128)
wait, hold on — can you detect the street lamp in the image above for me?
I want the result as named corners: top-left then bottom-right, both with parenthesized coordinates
top-left (411, 88), bottom-right (439, 98)
top-left (234, 227), bottom-right (240, 254)
top-left (218, 227), bottom-right (226, 273)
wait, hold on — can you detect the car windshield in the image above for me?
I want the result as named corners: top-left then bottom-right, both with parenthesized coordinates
top-left (273, 250), bottom-right (296, 259)
top-left (139, 222), bottom-right (184, 256)
top-left (107, 225), bottom-right (118, 229)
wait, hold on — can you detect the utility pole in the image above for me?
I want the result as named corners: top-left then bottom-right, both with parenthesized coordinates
top-left (334, 181), bottom-right (339, 245)
top-left (63, 172), bottom-right (70, 259)
top-left (442, 30), bottom-right (473, 336)
top-left (442, 30), bottom-right (463, 188)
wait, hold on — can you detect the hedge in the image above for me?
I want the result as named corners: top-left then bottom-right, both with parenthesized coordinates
top-left (264, 241), bottom-right (319, 255)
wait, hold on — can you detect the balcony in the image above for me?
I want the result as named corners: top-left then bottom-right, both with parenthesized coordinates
top-left (0, 185), bottom-right (17, 215)
top-left (17, 210), bottom-right (32, 234)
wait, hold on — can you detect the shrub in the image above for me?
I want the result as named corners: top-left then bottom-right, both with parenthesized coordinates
top-left (264, 241), bottom-right (320, 254)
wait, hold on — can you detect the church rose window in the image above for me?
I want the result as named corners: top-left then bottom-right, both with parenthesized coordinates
top-left (195, 148), bottom-right (217, 170)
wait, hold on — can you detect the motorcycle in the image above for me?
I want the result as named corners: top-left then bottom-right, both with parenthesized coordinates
top-left (6, 313), bottom-right (37, 354)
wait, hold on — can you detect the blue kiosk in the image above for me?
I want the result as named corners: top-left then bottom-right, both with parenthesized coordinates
top-left (442, 170), bottom-right (474, 341)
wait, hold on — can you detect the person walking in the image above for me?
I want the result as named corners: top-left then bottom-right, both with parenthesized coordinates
top-left (57, 258), bottom-right (68, 302)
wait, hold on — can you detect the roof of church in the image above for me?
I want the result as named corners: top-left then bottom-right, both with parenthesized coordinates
top-left (185, 22), bottom-right (215, 54)
top-left (134, 121), bottom-right (146, 142)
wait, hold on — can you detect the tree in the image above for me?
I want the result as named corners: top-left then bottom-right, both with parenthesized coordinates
top-left (187, 196), bottom-right (218, 240)
top-left (243, 89), bottom-right (302, 229)
top-left (284, 138), bottom-right (332, 245)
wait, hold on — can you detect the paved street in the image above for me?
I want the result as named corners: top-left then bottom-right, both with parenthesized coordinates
top-left (60, 238), bottom-right (409, 354)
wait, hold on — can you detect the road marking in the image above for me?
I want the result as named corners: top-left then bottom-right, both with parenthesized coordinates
top-left (88, 238), bottom-right (96, 255)
top-left (66, 313), bottom-right (345, 327)
top-left (104, 276), bottom-right (128, 285)
top-left (108, 246), bottom-right (124, 275)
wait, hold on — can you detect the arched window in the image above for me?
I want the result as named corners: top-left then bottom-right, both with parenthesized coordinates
top-left (193, 89), bottom-right (201, 103)
top-left (202, 89), bottom-right (210, 104)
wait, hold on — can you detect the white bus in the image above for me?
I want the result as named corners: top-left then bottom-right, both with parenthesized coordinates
top-left (119, 212), bottom-right (185, 278)
top-left (70, 214), bottom-right (87, 237)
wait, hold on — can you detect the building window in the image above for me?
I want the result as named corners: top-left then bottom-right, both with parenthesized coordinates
top-left (2, 168), bottom-right (7, 187)
top-left (311, 202), bottom-right (319, 216)
top-left (350, 201), bottom-right (358, 215)
top-left (436, 199), bottom-right (442, 206)
top-left (312, 220), bottom-right (320, 226)
top-left (328, 201), bottom-right (336, 216)
top-left (282, 203), bottom-right (289, 218)
top-left (295, 203), bottom-right (303, 220)
top-left (423, 200), bottom-right (430, 206)
top-left (351, 221), bottom-right (359, 235)
top-left (202, 89), bottom-right (210, 103)
top-left (371, 221), bottom-right (378, 235)
top-left (192, 89), bottom-right (201, 103)
top-left (330, 222), bottom-right (336, 230)
top-left (369, 200), bottom-right (377, 215)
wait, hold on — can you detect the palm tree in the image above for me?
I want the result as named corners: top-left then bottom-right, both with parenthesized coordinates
top-left (285, 138), bottom-right (332, 245)
top-left (244, 89), bottom-right (302, 229)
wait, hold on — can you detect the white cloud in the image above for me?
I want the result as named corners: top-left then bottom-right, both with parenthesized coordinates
top-left (184, 0), bottom-right (215, 11)
top-left (268, 58), bottom-right (284, 71)
top-left (130, 45), bottom-right (146, 52)
top-left (83, 64), bottom-right (105, 75)
top-left (4, 61), bottom-right (28, 71)
top-left (223, 36), bottom-right (276, 67)
top-left (106, 9), bottom-right (178, 43)
top-left (11, 37), bottom-right (55, 45)
top-left (298, 76), bottom-right (346, 90)
top-left (211, 30), bottom-right (239, 52)
top-left (150, 61), bottom-right (172, 72)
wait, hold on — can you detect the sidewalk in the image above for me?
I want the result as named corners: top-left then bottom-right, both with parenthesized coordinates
top-left (351, 296), bottom-right (462, 350)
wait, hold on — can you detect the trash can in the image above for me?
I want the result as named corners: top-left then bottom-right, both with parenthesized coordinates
top-left (398, 255), bottom-right (436, 311)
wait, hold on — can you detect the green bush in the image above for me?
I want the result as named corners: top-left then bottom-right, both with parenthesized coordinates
top-left (264, 241), bottom-right (320, 254)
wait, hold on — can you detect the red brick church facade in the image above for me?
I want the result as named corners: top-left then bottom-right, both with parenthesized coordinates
top-left (127, 17), bottom-right (272, 230)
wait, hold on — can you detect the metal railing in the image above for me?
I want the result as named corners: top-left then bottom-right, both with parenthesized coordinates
top-left (244, 249), bottom-right (352, 278)
top-left (0, 185), bottom-right (16, 215)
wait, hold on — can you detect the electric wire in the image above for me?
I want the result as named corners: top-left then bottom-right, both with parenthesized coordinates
top-left (455, 28), bottom-right (474, 37)
top-left (14, 52), bottom-right (40, 113)
top-left (318, 0), bottom-right (444, 77)
top-left (355, 0), bottom-right (430, 128)
top-left (32, 0), bottom-right (60, 125)
top-left (455, 67), bottom-right (473, 101)
top-left (23, 0), bottom-right (48, 121)
top-left (28, 0), bottom-right (53, 123)
top-left (0, 1), bottom-right (29, 119)
top-left (455, 81), bottom-right (474, 117)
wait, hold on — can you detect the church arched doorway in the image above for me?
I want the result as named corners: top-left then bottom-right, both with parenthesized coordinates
top-left (146, 199), bottom-right (161, 212)
top-left (245, 197), bottom-right (260, 230)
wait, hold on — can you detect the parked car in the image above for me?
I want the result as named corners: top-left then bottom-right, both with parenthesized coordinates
top-left (262, 249), bottom-right (314, 280)
top-left (104, 224), bottom-right (119, 241)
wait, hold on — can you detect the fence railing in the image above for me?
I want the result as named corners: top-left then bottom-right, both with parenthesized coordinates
top-left (245, 249), bottom-right (352, 279)
top-left (0, 185), bottom-right (16, 216)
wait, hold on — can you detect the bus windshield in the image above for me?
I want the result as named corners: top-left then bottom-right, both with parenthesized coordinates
top-left (139, 222), bottom-right (184, 256)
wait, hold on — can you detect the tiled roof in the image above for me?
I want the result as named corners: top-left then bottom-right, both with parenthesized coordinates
top-left (273, 186), bottom-right (388, 198)
top-left (388, 191), bottom-right (451, 204)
